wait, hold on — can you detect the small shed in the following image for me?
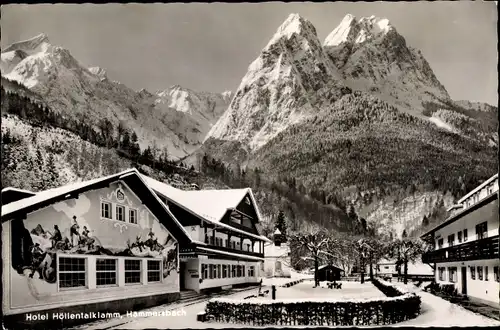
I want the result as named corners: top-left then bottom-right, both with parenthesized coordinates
top-left (317, 264), bottom-right (344, 282)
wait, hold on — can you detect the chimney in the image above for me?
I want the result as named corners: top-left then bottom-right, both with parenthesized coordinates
top-left (273, 228), bottom-right (282, 247)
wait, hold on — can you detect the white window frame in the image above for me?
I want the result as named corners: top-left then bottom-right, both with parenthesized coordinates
top-left (129, 208), bottom-right (138, 224)
top-left (101, 201), bottom-right (112, 219)
top-left (58, 256), bottom-right (88, 291)
top-left (147, 259), bottom-right (162, 283)
top-left (124, 258), bottom-right (142, 285)
top-left (116, 205), bottom-right (125, 222)
top-left (96, 258), bottom-right (118, 287)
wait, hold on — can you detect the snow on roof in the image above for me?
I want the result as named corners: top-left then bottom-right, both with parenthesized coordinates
top-left (1, 169), bottom-right (136, 218)
top-left (141, 174), bottom-right (263, 224)
top-left (406, 262), bottom-right (433, 276)
top-left (1, 187), bottom-right (36, 195)
top-left (274, 228), bottom-right (281, 234)
top-left (264, 242), bottom-right (290, 257)
top-left (378, 258), bottom-right (396, 265)
top-left (141, 174), bottom-right (269, 242)
top-left (317, 264), bottom-right (343, 271)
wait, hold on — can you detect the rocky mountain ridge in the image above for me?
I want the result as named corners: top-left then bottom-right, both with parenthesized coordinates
top-left (1, 34), bottom-right (232, 160)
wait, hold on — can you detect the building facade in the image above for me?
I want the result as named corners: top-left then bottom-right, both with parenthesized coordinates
top-left (421, 173), bottom-right (499, 307)
top-left (142, 175), bottom-right (270, 293)
top-left (263, 229), bottom-right (292, 278)
top-left (1, 169), bottom-right (191, 327)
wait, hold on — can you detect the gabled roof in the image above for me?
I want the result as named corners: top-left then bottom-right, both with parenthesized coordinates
top-left (141, 175), bottom-right (270, 243)
top-left (317, 264), bottom-right (343, 271)
top-left (141, 174), bottom-right (263, 223)
top-left (457, 173), bottom-right (498, 204)
top-left (1, 187), bottom-right (36, 205)
top-left (1, 168), bottom-right (192, 244)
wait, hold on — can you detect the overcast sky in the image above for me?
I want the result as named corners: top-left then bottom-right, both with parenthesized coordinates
top-left (1, 2), bottom-right (498, 105)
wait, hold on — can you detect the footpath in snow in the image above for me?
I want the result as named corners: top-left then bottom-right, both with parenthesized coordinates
top-left (392, 282), bottom-right (500, 327)
top-left (75, 278), bottom-right (500, 329)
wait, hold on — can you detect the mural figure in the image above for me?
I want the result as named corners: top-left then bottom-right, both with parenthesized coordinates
top-left (70, 215), bottom-right (81, 247)
top-left (50, 225), bottom-right (63, 249)
top-left (80, 226), bottom-right (96, 250)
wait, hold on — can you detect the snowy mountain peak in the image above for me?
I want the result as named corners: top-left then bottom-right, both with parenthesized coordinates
top-left (2, 33), bottom-right (51, 56)
top-left (323, 14), bottom-right (359, 46)
top-left (88, 66), bottom-right (108, 80)
top-left (266, 13), bottom-right (317, 48)
top-left (324, 14), bottom-right (394, 47)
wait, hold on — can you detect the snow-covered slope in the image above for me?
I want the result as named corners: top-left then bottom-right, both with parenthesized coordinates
top-left (207, 13), bottom-right (347, 150)
top-left (323, 14), bottom-right (450, 116)
top-left (1, 34), bottom-right (229, 160)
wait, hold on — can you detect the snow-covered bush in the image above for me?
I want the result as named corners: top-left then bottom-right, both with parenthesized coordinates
top-left (205, 290), bottom-right (421, 326)
top-left (372, 277), bottom-right (409, 297)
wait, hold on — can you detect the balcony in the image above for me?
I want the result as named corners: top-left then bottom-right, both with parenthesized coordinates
top-left (180, 240), bottom-right (264, 258)
top-left (423, 235), bottom-right (499, 264)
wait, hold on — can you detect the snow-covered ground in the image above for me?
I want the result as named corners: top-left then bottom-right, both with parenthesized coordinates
top-left (392, 282), bottom-right (500, 327)
top-left (267, 280), bottom-right (386, 300)
top-left (78, 280), bottom-right (499, 329)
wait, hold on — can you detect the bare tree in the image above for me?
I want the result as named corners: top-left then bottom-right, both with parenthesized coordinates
top-left (290, 223), bottom-right (331, 287)
top-left (388, 233), bottom-right (430, 284)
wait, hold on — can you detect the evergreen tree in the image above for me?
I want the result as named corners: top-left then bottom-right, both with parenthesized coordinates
top-left (275, 210), bottom-right (287, 241)
top-left (46, 153), bottom-right (59, 188)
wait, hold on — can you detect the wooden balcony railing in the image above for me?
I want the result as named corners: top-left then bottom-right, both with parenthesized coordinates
top-left (422, 235), bottom-right (499, 264)
top-left (180, 241), bottom-right (264, 258)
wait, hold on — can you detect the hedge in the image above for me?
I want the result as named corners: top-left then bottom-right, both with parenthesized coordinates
top-left (205, 279), bottom-right (421, 326)
top-left (371, 277), bottom-right (409, 297)
top-left (280, 279), bottom-right (304, 288)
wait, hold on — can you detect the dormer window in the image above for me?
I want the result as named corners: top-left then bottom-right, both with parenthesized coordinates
top-left (476, 222), bottom-right (488, 240)
top-left (447, 234), bottom-right (455, 247)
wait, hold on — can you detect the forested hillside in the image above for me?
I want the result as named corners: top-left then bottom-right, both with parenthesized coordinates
top-left (1, 87), bottom-right (362, 237)
top-left (250, 92), bottom-right (498, 200)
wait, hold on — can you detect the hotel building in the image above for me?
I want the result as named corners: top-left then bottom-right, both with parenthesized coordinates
top-left (421, 173), bottom-right (499, 307)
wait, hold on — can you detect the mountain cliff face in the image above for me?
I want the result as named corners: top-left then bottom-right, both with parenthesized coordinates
top-left (208, 13), bottom-right (347, 150)
top-left (202, 13), bottom-right (498, 236)
top-left (323, 15), bottom-right (450, 115)
top-left (1, 34), bottom-right (230, 160)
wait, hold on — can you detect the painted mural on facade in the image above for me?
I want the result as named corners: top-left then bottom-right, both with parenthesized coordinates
top-left (8, 182), bottom-right (179, 309)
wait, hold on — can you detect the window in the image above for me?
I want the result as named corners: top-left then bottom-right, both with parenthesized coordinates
top-left (222, 265), bottom-right (227, 278)
top-left (147, 260), bottom-right (161, 283)
top-left (485, 266), bottom-right (488, 281)
top-left (96, 258), bottom-right (117, 286)
top-left (225, 239), bottom-right (228, 247)
top-left (232, 241), bottom-right (236, 249)
top-left (438, 267), bottom-right (445, 281)
top-left (231, 265), bottom-right (236, 277)
top-left (448, 267), bottom-right (457, 283)
top-left (494, 266), bottom-right (499, 282)
top-left (242, 265), bottom-right (246, 277)
top-left (217, 265), bottom-right (221, 278)
top-left (463, 229), bottom-right (468, 242)
top-left (275, 261), bottom-right (282, 271)
top-left (129, 209), bottom-right (137, 224)
top-left (249, 266), bottom-right (255, 277)
top-left (384, 266), bottom-right (389, 269)
top-left (236, 241), bottom-right (240, 250)
top-left (202, 264), bottom-right (208, 279)
top-left (471, 266), bottom-right (476, 280)
top-left (458, 231), bottom-right (462, 243)
top-left (477, 266), bottom-right (483, 281)
top-left (59, 257), bottom-right (86, 289)
top-left (101, 202), bottom-right (112, 219)
top-left (476, 222), bottom-right (488, 240)
top-left (447, 234), bottom-right (455, 247)
top-left (125, 259), bottom-right (142, 284)
top-left (236, 265), bottom-right (241, 277)
top-left (116, 205), bottom-right (125, 222)
top-left (438, 238), bottom-right (444, 249)
top-left (246, 244), bottom-right (250, 251)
